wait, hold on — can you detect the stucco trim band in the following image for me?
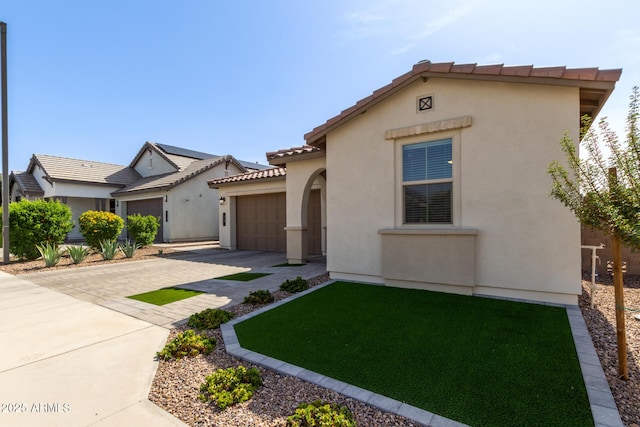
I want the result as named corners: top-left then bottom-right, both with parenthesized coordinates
top-left (385, 115), bottom-right (472, 140)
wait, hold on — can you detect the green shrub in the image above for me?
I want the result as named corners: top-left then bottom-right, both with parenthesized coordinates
top-left (66, 244), bottom-right (89, 264)
top-left (286, 400), bottom-right (356, 427)
top-left (78, 210), bottom-right (124, 249)
top-left (5, 199), bottom-right (74, 260)
top-left (126, 213), bottom-right (160, 247)
top-left (187, 308), bottom-right (234, 330)
top-left (156, 329), bottom-right (215, 361)
top-left (36, 242), bottom-right (63, 267)
top-left (280, 276), bottom-right (309, 293)
top-left (99, 239), bottom-right (120, 260)
top-left (243, 289), bottom-right (274, 305)
top-left (121, 239), bottom-right (139, 258)
top-left (199, 366), bottom-right (263, 410)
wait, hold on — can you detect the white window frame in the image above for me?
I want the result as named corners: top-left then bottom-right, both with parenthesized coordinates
top-left (394, 130), bottom-right (461, 227)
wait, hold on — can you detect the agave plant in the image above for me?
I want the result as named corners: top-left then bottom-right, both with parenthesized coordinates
top-left (66, 244), bottom-right (89, 264)
top-left (36, 242), bottom-right (63, 267)
top-left (98, 239), bottom-right (120, 260)
top-left (120, 239), bottom-right (140, 258)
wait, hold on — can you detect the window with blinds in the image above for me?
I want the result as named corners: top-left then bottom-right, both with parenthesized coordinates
top-left (402, 139), bottom-right (452, 223)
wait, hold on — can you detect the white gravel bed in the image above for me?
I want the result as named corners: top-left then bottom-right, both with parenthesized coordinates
top-left (580, 274), bottom-right (640, 427)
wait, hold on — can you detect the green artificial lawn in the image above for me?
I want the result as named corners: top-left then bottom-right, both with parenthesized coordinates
top-left (215, 272), bottom-right (271, 281)
top-left (127, 287), bottom-right (203, 306)
top-left (234, 281), bottom-right (592, 427)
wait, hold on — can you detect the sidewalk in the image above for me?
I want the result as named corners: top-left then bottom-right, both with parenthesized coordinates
top-left (0, 272), bottom-right (187, 426)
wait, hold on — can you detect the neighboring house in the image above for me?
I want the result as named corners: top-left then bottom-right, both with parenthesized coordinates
top-left (10, 154), bottom-right (140, 240)
top-left (10, 142), bottom-right (270, 243)
top-left (111, 142), bottom-right (258, 242)
top-left (211, 60), bottom-right (621, 305)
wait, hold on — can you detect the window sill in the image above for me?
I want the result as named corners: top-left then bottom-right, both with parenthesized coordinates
top-left (378, 227), bottom-right (478, 236)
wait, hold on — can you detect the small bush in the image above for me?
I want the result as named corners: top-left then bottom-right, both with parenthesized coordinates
top-left (126, 213), bottom-right (160, 247)
top-left (99, 239), bottom-right (120, 260)
top-left (66, 244), bottom-right (89, 264)
top-left (243, 289), bottom-right (274, 305)
top-left (280, 276), bottom-right (309, 293)
top-left (78, 210), bottom-right (124, 249)
top-left (199, 366), bottom-right (263, 410)
top-left (121, 239), bottom-right (139, 258)
top-left (36, 242), bottom-right (63, 267)
top-left (286, 400), bottom-right (356, 427)
top-left (156, 329), bottom-right (215, 361)
top-left (6, 199), bottom-right (74, 260)
top-left (187, 308), bottom-right (234, 330)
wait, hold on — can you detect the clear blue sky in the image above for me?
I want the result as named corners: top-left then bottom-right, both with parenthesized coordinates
top-left (1, 0), bottom-right (638, 172)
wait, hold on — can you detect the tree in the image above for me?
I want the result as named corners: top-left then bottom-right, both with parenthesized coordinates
top-left (548, 86), bottom-right (640, 380)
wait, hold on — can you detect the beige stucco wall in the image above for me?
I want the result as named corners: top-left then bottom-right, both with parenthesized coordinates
top-left (326, 77), bottom-right (581, 304)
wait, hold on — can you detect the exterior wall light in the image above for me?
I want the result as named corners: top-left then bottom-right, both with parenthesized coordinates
top-left (219, 196), bottom-right (226, 205)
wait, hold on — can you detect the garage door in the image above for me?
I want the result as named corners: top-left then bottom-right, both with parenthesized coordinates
top-left (236, 193), bottom-right (286, 252)
top-left (236, 191), bottom-right (321, 254)
top-left (126, 198), bottom-right (164, 243)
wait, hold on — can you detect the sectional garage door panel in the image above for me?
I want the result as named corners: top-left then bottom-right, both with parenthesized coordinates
top-left (127, 198), bottom-right (163, 243)
top-left (236, 191), bottom-right (322, 253)
top-left (236, 193), bottom-right (286, 252)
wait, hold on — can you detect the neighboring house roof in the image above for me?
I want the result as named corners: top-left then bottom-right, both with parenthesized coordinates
top-left (10, 171), bottom-right (44, 197)
top-left (28, 154), bottom-right (141, 187)
top-left (113, 156), bottom-right (246, 196)
top-left (266, 145), bottom-right (324, 166)
top-left (130, 141), bottom-right (271, 171)
top-left (208, 167), bottom-right (286, 188)
top-left (304, 60), bottom-right (623, 147)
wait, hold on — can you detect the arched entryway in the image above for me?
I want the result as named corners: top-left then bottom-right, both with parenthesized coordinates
top-left (284, 156), bottom-right (327, 264)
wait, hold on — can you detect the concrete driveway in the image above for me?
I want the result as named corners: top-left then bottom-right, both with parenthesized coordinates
top-left (0, 247), bottom-right (326, 426)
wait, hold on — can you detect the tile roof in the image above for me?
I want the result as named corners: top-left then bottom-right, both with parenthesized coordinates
top-left (304, 60), bottom-right (622, 146)
top-left (266, 145), bottom-right (323, 165)
top-left (28, 154), bottom-right (141, 186)
top-left (112, 156), bottom-right (240, 195)
top-left (208, 167), bottom-right (286, 187)
top-left (10, 171), bottom-right (44, 196)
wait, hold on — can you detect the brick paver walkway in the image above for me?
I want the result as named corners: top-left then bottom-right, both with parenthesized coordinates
top-left (21, 248), bottom-right (327, 328)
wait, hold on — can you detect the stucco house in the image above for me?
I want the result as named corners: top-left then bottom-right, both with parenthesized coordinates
top-left (111, 142), bottom-right (266, 242)
top-left (10, 154), bottom-right (140, 240)
top-left (11, 141), bottom-right (270, 242)
top-left (211, 60), bottom-right (621, 305)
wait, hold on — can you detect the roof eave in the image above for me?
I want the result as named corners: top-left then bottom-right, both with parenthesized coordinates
top-left (304, 67), bottom-right (621, 146)
top-left (208, 174), bottom-right (286, 189)
top-left (268, 150), bottom-right (326, 166)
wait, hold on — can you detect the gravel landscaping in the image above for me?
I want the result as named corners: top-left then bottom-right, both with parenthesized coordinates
top-left (580, 274), bottom-right (640, 427)
top-left (149, 273), bottom-right (422, 427)
top-left (150, 274), bottom-right (640, 427)
top-left (2, 250), bottom-right (638, 425)
top-left (0, 245), bottom-right (178, 275)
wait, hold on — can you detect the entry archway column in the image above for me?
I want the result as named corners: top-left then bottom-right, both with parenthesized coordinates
top-left (284, 157), bottom-right (326, 265)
